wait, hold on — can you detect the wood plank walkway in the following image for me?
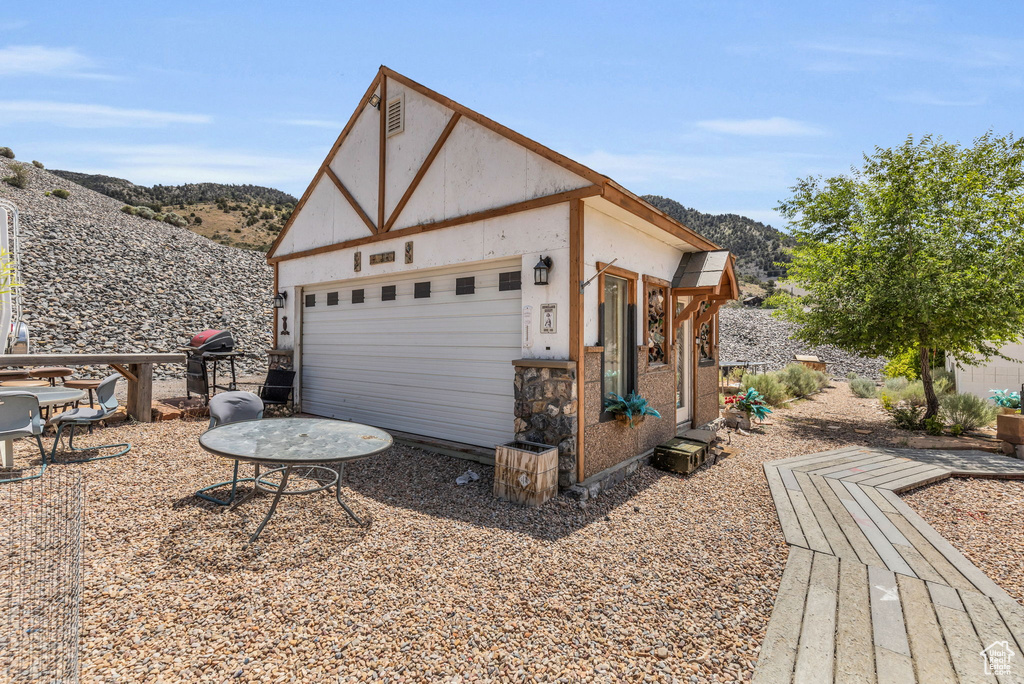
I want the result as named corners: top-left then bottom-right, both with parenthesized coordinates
top-left (755, 448), bottom-right (1024, 683)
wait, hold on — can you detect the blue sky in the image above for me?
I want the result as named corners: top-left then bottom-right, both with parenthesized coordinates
top-left (1, 1), bottom-right (1020, 228)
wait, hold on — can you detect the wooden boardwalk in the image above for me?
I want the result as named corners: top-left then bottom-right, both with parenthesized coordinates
top-left (756, 447), bottom-right (1024, 683)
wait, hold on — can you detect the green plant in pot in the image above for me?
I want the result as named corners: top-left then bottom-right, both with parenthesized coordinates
top-left (604, 392), bottom-right (661, 429)
top-left (724, 388), bottom-right (773, 427)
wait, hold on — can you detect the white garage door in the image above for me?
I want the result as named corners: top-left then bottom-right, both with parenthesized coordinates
top-left (300, 259), bottom-right (522, 448)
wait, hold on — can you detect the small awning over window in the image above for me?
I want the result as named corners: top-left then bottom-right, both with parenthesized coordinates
top-left (671, 250), bottom-right (737, 299)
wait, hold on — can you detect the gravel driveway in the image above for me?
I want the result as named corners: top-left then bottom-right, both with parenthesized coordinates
top-left (3, 383), bottom-right (1014, 682)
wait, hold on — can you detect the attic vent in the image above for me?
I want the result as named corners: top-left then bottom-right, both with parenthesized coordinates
top-left (386, 94), bottom-right (404, 137)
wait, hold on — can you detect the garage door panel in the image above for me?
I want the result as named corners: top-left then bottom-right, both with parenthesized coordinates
top-left (301, 259), bottom-right (521, 448)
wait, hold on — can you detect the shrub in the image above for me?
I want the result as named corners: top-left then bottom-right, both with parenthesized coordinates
top-left (2, 163), bottom-right (27, 188)
top-left (884, 347), bottom-right (920, 380)
top-left (923, 415), bottom-right (944, 436)
top-left (163, 212), bottom-right (188, 227)
top-left (193, 216), bottom-right (202, 225)
top-left (899, 380), bottom-right (927, 407)
top-left (740, 372), bottom-right (790, 407)
top-left (940, 393), bottom-right (998, 432)
top-left (884, 377), bottom-right (909, 392)
top-left (121, 205), bottom-right (136, 215)
top-left (31, 160), bottom-right (43, 169)
top-left (890, 404), bottom-right (925, 430)
top-left (153, 214), bottom-right (165, 222)
top-left (44, 191), bottom-right (50, 196)
top-left (846, 371), bottom-right (858, 380)
top-left (134, 206), bottom-right (155, 220)
top-left (51, 188), bottom-right (69, 199)
top-left (0, 147), bottom-right (14, 159)
top-left (779, 363), bottom-right (822, 397)
top-left (850, 378), bottom-right (876, 398)
top-left (930, 366), bottom-right (956, 389)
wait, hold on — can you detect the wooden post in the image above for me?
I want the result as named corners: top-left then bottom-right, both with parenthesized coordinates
top-left (125, 363), bottom-right (154, 423)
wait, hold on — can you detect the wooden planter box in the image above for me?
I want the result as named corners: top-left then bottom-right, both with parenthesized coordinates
top-left (494, 441), bottom-right (558, 506)
top-left (997, 413), bottom-right (1024, 445)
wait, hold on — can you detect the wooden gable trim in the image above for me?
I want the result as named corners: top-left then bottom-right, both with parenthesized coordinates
top-left (325, 167), bottom-right (376, 235)
top-left (383, 112), bottom-right (462, 232)
top-left (266, 71), bottom-right (382, 261)
top-left (382, 67), bottom-right (607, 187)
top-left (378, 74), bottom-right (387, 232)
top-left (601, 183), bottom-right (719, 252)
top-left (267, 184), bottom-right (602, 264)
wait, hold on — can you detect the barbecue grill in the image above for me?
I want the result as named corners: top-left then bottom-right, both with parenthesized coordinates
top-left (183, 329), bottom-right (242, 404)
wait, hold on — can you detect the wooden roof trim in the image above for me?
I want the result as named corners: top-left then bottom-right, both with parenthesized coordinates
top-left (382, 66), bottom-right (607, 187)
top-left (266, 71), bottom-right (383, 261)
top-left (324, 167), bottom-right (376, 235)
top-left (268, 184), bottom-right (602, 265)
top-left (383, 112), bottom-right (462, 232)
top-left (601, 182), bottom-right (719, 252)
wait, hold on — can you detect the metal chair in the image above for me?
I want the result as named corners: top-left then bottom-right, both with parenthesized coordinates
top-left (49, 374), bottom-right (130, 463)
top-left (0, 392), bottom-right (49, 483)
top-left (255, 369), bottom-right (295, 408)
top-left (194, 391), bottom-right (264, 505)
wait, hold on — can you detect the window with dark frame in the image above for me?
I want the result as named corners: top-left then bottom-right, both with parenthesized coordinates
top-left (498, 271), bottom-right (521, 291)
top-left (327, 291), bottom-right (339, 306)
top-left (455, 276), bottom-right (475, 295)
top-left (352, 289), bottom-right (365, 304)
top-left (414, 282), bottom-right (430, 299)
top-left (602, 274), bottom-right (630, 398)
top-left (381, 285), bottom-right (396, 301)
top-left (305, 293), bottom-right (316, 307)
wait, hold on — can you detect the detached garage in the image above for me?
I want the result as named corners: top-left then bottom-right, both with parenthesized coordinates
top-left (268, 66), bottom-right (736, 491)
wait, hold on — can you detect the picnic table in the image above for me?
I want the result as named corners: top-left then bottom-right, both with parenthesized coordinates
top-left (0, 353), bottom-right (185, 423)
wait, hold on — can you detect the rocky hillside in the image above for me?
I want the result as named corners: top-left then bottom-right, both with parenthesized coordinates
top-left (719, 308), bottom-right (885, 379)
top-left (643, 195), bottom-right (793, 279)
top-left (49, 170), bottom-right (296, 207)
top-left (0, 158), bottom-right (273, 378)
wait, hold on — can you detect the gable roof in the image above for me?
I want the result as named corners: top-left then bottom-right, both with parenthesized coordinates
top-left (266, 66), bottom-right (719, 262)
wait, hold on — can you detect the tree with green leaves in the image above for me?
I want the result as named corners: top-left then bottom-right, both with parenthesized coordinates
top-left (774, 132), bottom-right (1024, 419)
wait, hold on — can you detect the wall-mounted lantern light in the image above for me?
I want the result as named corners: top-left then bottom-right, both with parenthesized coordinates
top-left (533, 256), bottom-right (553, 286)
top-left (368, 93), bottom-right (381, 109)
top-left (272, 291), bottom-right (287, 309)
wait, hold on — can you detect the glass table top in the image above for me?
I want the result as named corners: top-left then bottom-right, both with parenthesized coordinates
top-left (199, 417), bottom-right (393, 464)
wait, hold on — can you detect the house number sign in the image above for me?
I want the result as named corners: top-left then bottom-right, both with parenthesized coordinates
top-left (370, 251), bottom-right (395, 265)
top-left (540, 303), bottom-right (557, 334)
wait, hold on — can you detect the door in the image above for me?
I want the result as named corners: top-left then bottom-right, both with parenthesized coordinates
top-left (299, 259), bottom-right (522, 448)
top-left (675, 298), bottom-right (693, 425)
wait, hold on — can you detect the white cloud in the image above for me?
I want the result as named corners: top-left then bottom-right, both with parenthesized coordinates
top-left (695, 117), bottom-right (825, 137)
top-left (280, 118), bottom-right (344, 129)
top-left (0, 45), bottom-right (112, 78)
top-left (0, 101), bottom-right (210, 127)
top-left (889, 90), bottom-right (985, 107)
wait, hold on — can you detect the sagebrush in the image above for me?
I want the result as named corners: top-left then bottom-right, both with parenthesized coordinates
top-left (740, 373), bottom-right (790, 407)
top-left (939, 393), bottom-right (998, 432)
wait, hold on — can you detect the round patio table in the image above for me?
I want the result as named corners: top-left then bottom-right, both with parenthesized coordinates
top-left (0, 387), bottom-right (86, 468)
top-left (198, 417), bottom-right (393, 543)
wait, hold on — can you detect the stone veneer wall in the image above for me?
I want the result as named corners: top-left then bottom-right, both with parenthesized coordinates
top-left (267, 349), bottom-right (294, 371)
top-left (582, 348), bottom-right (676, 480)
top-left (512, 361), bottom-right (579, 489)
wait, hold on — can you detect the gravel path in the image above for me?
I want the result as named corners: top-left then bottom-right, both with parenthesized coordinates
top-left (0, 385), bottom-right (973, 681)
top-left (903, 478), bottom-right (1024, 603)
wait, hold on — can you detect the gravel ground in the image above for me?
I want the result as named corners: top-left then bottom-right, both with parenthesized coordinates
top-left (903, 478), bottom-right (1024, 603)
top-left (0, 385), bottom-right (983, 682)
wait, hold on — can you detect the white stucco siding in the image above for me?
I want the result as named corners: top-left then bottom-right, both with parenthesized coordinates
top-left (383, 81), bottom-right (453, 222)
top-left (391, 117), bottom-right (590, 231)
top-left (274, 175), bottom-right (372, 255)
top-left (582, 204), bottom-right (689, 347)
top-left (949, 343), bottom-right (1024, 400)
top-left (329, 84), bottom-right (380, 227)
top-left (277, 202), bottom-right (572, 359)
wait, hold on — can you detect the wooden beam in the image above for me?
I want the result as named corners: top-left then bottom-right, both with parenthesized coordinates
top-left (125, 363), bottom-right (154, 423)
top-left (674, 295), bottom-right (707, 325)
top-left (601, 183), bottom-right (719, 252)
top-left (383, 112), bottom-right (461, 232)
top-left (378, 74), bottom-right (387, 233)
top-left (268, 185), bottom-right (603, 264)
top-left (266, 72), bottom-right (382, 261)
top-left (569, 198), bottom-right (585, 485)
top-left (695, 299), bottom-right (724, 328)
top-left (596, 261), bottom-right (639, 281)
top-left (325, 167), bottom-right (376, 234)
top-left (0, 353), bottom-right (184, 366)
top-left (109, 363), bottom-right (138, 384)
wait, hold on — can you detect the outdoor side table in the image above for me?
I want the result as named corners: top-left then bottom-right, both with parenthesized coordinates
top-left (197, 417), bottom-right (393, 543)
top-left (0, 387), bottom-right (86, 467)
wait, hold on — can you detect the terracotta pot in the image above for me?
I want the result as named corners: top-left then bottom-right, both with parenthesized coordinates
top-left (615, 413), bottom-right (646, 429)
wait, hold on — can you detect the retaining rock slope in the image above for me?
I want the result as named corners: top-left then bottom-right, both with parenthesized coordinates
top-left (719, 307), bottom-right (885, 379)
top-left (0, 158), bottom-right (272, 378)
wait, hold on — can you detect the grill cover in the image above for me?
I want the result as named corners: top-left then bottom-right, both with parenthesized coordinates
top-left (188, 329), bottom-right (234, 354)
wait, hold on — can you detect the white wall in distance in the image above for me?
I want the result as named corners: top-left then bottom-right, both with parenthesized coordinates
top-left (950, 343), bottom-right (1024, 400)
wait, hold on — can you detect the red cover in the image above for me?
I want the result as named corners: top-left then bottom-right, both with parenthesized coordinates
top-left (189, 329), bottom-right (224, 347)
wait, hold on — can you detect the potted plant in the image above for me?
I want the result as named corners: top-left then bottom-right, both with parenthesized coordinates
top-left (724, 388), bottom-right (772, 429)
top-left (604, 392), bottom-right (661, 429)
top-left (990, 389), bottom-right (1021, 414)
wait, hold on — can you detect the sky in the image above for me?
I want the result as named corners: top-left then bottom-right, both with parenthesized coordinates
top-left (1, 0), bottom-right (1020, 229)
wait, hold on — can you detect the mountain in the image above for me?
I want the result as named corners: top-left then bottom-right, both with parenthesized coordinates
top-left (642, 195), bottom-right (794, 279)
top-left (50, 170), bottom-right (297, 206)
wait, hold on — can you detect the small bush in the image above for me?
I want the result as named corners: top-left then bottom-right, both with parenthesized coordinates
top-left (940, 393), bottom-right (998, 432)
top-left (890, 404), bottom-right (925, 430)
top-left (850, 378), bottom-right (876, 398)
top-left (2, 163), bottom-right (27, 188)
top-left (121, 205), bottom-right (136, 215)
top-left (779, 363), bottom-right (821, 397)
top-left (899, 380), bottom-right (927, 407)
top-left (153, 213), bottom-right (165, 222)
top-left (846, 371), bottom-right (858, 380)
top-left (923, 415), bottom-right (944, 436)
top-left (31, 160), bottom-right (43, 169)
top-left (884, 377), bottom-right (909, 392)
top-left (0, 147), bottom-right (14, 159)
top-left (740, 372), bottom-right (790, 407)
top-left (193, 216), bottom-right (202, 225)
top-left (884, 348), bottom-right (920, 380)
top-left (134, 206), bottom-right (155, 220)
top-left (51, 188), bottom-right (69, 199)
top-left (163, 212), bottom-right (188, 227)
